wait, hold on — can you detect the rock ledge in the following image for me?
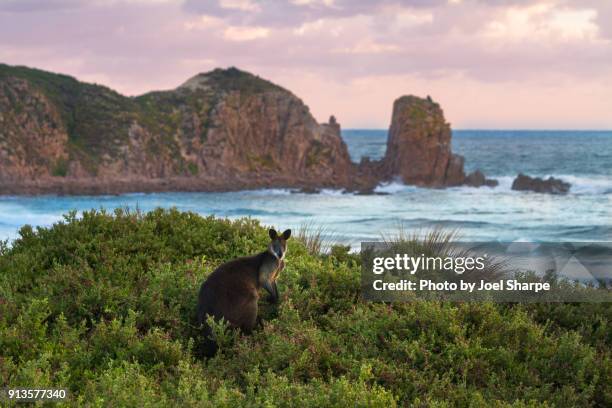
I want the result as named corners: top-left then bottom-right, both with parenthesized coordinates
top-left (511, 174), bottom-right (570, 194)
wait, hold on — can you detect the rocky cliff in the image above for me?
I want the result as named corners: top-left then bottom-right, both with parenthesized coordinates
top-left (0, 64), bottom-right (355, 193)
top-left (0, 63), bottom-right (485, 195)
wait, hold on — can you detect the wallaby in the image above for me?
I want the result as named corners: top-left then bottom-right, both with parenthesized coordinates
top-left (196, 228), bottom-right (291, 357)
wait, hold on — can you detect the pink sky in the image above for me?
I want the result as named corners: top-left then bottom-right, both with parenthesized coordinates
top-left (1, 0), bottom-right (611, 129)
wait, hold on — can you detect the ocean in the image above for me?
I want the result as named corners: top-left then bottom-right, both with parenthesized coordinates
top-left (1, 130), bottom-right (610, 246)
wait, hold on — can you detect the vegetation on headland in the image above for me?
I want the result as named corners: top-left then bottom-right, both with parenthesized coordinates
top-left (0, 209), bottom-right (610, 406)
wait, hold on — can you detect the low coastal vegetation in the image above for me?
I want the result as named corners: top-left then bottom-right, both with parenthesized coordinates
top-left (0, 209), bottom-right (609, 406)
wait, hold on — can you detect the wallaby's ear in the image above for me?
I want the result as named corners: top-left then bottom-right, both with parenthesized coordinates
top-left (269, 229), bottom-right (278, 240)
top-left (282, 229), bottom-right (291, 240)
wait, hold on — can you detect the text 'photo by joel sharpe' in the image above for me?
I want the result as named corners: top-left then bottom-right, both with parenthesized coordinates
top-left (0, 1), bottom-right (610, 406)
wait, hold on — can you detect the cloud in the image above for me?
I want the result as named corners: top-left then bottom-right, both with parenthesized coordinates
top-left (333, 42), bottom-right (399, 54)
top-left (223, 25), bottom-right (270, 41)
top-left (483, 2), bottom-right (600, 43)
top-left (0, 0), bottom-right (180, 12)
top-left (0, 0), bottom-right (611, 128)
top-left (182, 0), bottom-right (431, 27)
top-left (219, 0), bottom-right (260, 12)
top-left (0, 0), bottom-right (83, 12)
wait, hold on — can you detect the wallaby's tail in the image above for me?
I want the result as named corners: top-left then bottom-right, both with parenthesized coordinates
top-left (200, 323), bottom-right (218, 358)
top-left (196, 286), bottom-right (218, 358)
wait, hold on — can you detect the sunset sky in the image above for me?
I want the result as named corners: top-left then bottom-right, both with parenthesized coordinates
top-left (1, 0), bottom-right (611, 129)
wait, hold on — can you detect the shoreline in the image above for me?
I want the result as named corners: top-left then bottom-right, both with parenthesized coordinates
top-left (0, 176), bottom-right (358, 197)
top-left (0, 174), bottom-right (605, 197)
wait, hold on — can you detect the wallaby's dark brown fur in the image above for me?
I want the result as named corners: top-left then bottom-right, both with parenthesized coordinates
top-left (196, 228), bottom-right (291, 357)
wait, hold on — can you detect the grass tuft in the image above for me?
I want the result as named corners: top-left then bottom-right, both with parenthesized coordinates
top-left (295, 221), bottom-right (338, 255)
top-left (383, 224), bottom-right (507, 278)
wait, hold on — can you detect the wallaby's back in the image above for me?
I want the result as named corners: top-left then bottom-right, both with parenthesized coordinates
top-left (197, 252), bottom-right (265, 332)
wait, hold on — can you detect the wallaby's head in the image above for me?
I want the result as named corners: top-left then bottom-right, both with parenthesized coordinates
top-left (268, 228), bottom-right (291, 260)
top-left (262, 229), bottom-right (291, 303)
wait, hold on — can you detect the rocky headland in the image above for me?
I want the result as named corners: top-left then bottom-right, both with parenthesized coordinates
top-left (0, 63), bottom-right (491, 195)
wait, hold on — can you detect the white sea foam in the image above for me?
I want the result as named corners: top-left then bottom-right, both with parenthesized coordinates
top-left (374, 181), bottom-right (420, 194)
top-left (0, 203), bottom-right (62, 227)
top-left (319, 188), bottom-right (347, 196)
top-left (0, 213), bottom-right (62, 228)
top-left (244, 187), bottom-right (349, 196)
top-left (243, 188), bottom-right (293, 196)
top-left (551, 175), bottom-right (612, 195)
top-left (371, 174), bottom-right (611, 196)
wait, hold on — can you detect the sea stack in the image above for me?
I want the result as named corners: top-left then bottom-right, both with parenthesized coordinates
top-left (381, 96), bottom-right (467, 187)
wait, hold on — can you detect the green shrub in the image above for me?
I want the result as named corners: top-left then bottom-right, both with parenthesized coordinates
top-left (51, 157), bottom-right (69, 177)
top-left (0, 209), bottom-right (609, 406)
top-left (187, 161), bottom-right (199, 176)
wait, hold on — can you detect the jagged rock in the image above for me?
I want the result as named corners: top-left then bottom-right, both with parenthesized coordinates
top-left (511, 173), bottom-right (570, 194)
top-left (465, 170), bottom-right (499, 187)
top-left (0, 76), bottom-right (68, 181)
top-left (444, 154), bottom-right (467, 187)
top-left (353, 188), bottom-right (390, 196)
top-left (293, 187), bottom-right (321, 194)
top-left (327, 115), bottom-right (340, 134)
